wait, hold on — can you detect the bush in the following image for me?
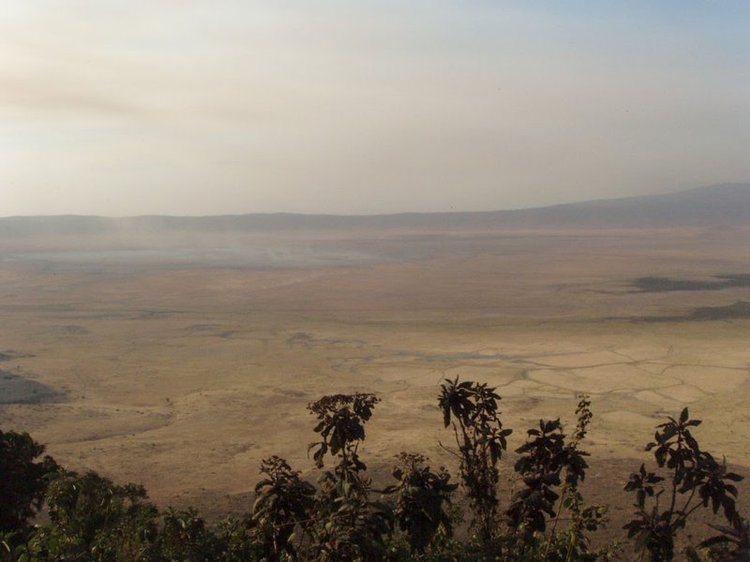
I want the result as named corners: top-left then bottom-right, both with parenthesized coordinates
top-left (27, 470), bottom-right (159, 561)
top-left (386, 452), bottom-right (457, 554)
top-left (306, 393), bottom-right (392, 562)
top-left (250, 455), bottom-right (315, 560)
top-left (0, 430), bottom-right (58, 537)
top-left (624, 408), bottom-right (745, 561)
top-left (1, 382), bottom-right (746, 562)
top-left (438, 378), bottom-right (512, 542)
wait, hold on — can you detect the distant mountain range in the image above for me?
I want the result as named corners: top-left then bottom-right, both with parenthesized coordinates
top-left (1, 183), bottom-right (749, 237)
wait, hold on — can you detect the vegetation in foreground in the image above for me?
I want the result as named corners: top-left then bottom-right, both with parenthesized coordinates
top-left (1, 379), bottom-right (748, 561)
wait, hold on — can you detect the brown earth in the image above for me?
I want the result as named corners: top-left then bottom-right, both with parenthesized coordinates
top-left (1, 225), bottom-right (749, 547)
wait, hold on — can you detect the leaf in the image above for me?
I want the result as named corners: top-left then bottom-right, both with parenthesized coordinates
top-left (680, 407), bottom-right (689, 424)
top-left (697, 535), bottom-right (732, 548)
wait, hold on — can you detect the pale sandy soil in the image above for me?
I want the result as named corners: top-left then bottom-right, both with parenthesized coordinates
top-left (1, 225), bottom-right (749, 526)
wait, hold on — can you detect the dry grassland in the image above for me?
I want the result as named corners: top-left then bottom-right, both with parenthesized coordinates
top-left (1, 225), bottom-right (749, 522)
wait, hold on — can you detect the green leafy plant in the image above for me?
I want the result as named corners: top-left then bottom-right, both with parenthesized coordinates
top-left (250, 455), bottom-right (316, 561)
top-left (27, 470), bottom-right (159, 562)
top-left (159, 507), bottom-right (225, 562)
top-left (2, 383), bottom-right (746, 562)
top-left (215, 516), bottom-right (259, 562)
top-left (438, 378), bottom-right (512, 542)
top-left (1, 531), bottom-right (27, 562)
top-left (307, 393), bottom-right (391, 562)
top-left (694, 514), bottom-right (750, 561)
top-left (547, 395), bottom-right (604, 561)
top-left (0, 430), bottom-right (59, 538)
top-left (385, 452), bottom-right (457, 554)
top-left (624, 408), bottom-right (744, 562)
top-left (506, 396), bottom-right (595, 557)
top-left (507, 419), bottom-right (573, 545)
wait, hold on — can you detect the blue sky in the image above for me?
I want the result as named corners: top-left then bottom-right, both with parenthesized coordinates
top-left (0, 1), bottom-right (748, 215)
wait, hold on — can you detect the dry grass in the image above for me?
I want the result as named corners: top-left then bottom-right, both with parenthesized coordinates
top-left (1, 225), bottom-right (749, 523)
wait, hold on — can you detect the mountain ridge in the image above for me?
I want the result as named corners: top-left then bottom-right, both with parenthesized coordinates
top-left (2, 182), bottom-right (749, 236)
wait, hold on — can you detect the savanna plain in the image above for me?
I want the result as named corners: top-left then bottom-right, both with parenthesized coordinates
top-left (2, 225), bottom-right (750, 532)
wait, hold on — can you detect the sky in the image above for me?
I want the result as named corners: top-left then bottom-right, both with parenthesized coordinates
top-left (1, 1), bottom-right (749, 216)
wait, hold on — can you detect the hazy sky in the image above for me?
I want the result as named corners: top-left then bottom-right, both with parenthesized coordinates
top-left (1, 1), bottom-right (749, 216)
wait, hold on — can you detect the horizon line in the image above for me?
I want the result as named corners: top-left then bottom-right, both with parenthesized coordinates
top-left (2, 182), bottom-right (748, 221)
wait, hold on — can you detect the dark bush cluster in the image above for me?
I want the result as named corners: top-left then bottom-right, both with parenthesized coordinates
top-left (1, 382), bottom-right (747, 561)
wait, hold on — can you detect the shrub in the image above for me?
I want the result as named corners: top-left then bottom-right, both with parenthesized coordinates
top-left (1, 382), bottom-right (746, 562)
top-left (250, 455), bottom-right (315, 560)
top-left (159, 507), bottom-right (225, 562)
top-left (27, 470), bottom-right (159, 561)
top-left (306, 393), bottom-right (392, 562)
top-left (438, 378), bottom-right (512, 542)
top-left (0, 430), bottom-right (58, 537)
top-left (624, 408), bottom-right (744, 562)
top-left (386, 452), bottom-right (457, 554)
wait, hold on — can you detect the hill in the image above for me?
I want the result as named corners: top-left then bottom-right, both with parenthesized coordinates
top-left (1, 182), bottom-right (748, 238)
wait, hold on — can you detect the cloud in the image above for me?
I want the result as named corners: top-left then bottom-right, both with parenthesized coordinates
top-left (0, 1), bottom-right (748, 215)
top-left (0, 74), bottom-right (144, 117)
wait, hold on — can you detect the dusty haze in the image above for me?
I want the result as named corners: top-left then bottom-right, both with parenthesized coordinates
top-left (1, 1), bottom-right (749, 216)
top-left (1, 187), bottom-right (749, 536)
top-left (2, 1), bottom-right (750, 547)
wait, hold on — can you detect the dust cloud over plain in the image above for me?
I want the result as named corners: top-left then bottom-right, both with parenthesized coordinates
top-left (1, 226), bottom-right (749, 514)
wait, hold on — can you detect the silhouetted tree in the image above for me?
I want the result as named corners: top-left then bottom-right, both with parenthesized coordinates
top-left (0, 430), bottom-right (58, 537)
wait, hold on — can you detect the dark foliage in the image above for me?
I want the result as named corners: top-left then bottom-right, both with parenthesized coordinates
top-left (1, 383), bottom-right (746, 562)
top-left (438, 378), bottom-right (512, 542)
top-left (308, 393), bottom-right (379, 476)
top-left (506, 395), bottom-right (609, 562)
top-left (159, 507), bottom-right (227, 561)
top-left (306, 393), bottom-right (392, 562)
top-left (507, 419), bottom-right (578, 541)
top-left (385, 452), bottom-right (457, 553)
top-left (250, 456), bottom-right (315, 560)
top-left (694, 515), bottom-right (750, 561)
top-left (27, 470), bottom-right (160, 561)
top-left (624, 407), bottom-right (744, 561)
top-left (0, 431), bottom-right (58, 537)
